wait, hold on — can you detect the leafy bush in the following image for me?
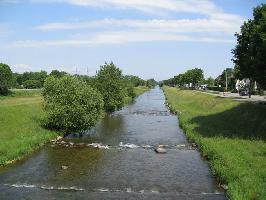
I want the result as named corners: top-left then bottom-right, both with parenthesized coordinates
top-left (0, 86), bottom-right (9, 95)
top-left (42, 76), bottom-right (104, 133)
top-left (126, 86), bottom-right (136, 99)
top-left (0, 63), bottom-right (12, 95)
top-left (23, 80), bottom-right (42, 89)
top-left (95, 62), bottom-right (126, 112)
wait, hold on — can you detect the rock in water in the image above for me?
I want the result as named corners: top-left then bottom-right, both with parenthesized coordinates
top-left (61, 165), bottom-right (68, 170)
top-left (158, 144), bottom-right (168, 148)
top-left (155, 147), bottom-right (167, 153)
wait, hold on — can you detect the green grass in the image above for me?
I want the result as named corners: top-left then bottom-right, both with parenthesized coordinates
top-left (0, 90), bottom-right (59, 166)
top-left (133, 86), bottom-right (150, 96)
top-left (162, 86), bottom-right (266, 200)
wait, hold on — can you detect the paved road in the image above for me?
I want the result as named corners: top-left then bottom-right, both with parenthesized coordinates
top-left (198, 90), bottom-right (266, 103)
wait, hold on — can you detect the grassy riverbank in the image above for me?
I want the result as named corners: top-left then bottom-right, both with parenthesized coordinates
top-left (162, 86), bottom-right (266, 200)
top-left (0, 91), bottom-right (58, 166)
top-left (124, 86), bottom-right (150, 104)
top-left (0, 87), bottom-right (149, 166)
top-left (133, 86), bottom-right (150, 96)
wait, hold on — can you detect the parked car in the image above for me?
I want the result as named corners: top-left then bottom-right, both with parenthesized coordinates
top-left (239, 90), bottom-right (248, 96)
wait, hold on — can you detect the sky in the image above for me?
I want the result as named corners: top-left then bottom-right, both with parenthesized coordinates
top-left (0, 0), bottom-right (265, 80)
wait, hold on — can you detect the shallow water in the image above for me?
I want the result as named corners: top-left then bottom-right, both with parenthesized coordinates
top-left (0, 87), bottom-right (226, 199)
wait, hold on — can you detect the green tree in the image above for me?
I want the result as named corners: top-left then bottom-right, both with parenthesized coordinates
top-left (232, 4), bottom-right (266, 89)
top-left (146, 78), bottom-right (157, 88)
top-left (183, 68), bottom-right (204, 87)
top-left (23, 80), bottom-right (42, 89)
top-left (14, 71), bottom-right (48, 88)
top-left (95, 62), bottom-right (126, 112)
top-left (215, 68), bottom-right (235, 90)
top-left (77, 75), bottom-right (97, 88)
top-left (0, 63), bottom-right (13, 95)
top-left (204, 77), bottom-right (215, 86)
top-left (36, 71), bottom-right (48, 86)
top-left (124, 75), bottom-right (146, 87)
top-left (50, 70), bottom-right (68, 78)
top-left (42, 76), bottom-right (104, 133)
top-left (174, 74), bottom-right (186, 87)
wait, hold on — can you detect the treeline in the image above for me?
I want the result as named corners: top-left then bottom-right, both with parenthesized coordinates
top-left (160, 68), bottom-right (205, 88)
top-left (0, 62), bottom-right (156, 95)
top-left (159, 67), bottom-right (224, 90)
top-left (0, 62), bottom-right (156, 134)
top-left (160, 67), bottom-right (264, 94)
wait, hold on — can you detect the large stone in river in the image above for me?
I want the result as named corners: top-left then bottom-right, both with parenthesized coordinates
top-left (61, 165), bottom-right (68, 170)
top-left (155, 147), bottom-right (167, 154)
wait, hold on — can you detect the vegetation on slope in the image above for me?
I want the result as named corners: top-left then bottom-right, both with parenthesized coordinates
top-left (162, 86), bottom-right (266, 200)
top-left (124, 86), bottom-right (150, 104)
top-left (0, 92), bottom-right (58, 166)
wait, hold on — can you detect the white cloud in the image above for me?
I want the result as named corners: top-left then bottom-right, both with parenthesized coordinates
top-left (9, 30), bottom-right (234, 48)
top-left (29, 0), bottom-right (242, 19)
top-left (7, 0), bottom-right (243, 47)
top-left (35, 17), bottom-right (242, 35)
top-left (11, 63), bottom-right (32, 72)
top-left (41, 0), bottom-right (219, 16)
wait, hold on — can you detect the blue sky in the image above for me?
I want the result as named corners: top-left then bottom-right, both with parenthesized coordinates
top-left (0, 0), bottom-right (264, 80)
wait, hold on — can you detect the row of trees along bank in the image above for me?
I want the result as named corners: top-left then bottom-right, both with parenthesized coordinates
top-left (159, 68), bottom-right (205, 88)
top-left (160, 4), bottom-right (266, 95)
top-left (0, 62), bottom-right (157, 134)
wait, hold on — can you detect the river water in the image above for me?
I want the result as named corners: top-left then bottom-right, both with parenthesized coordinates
top-left (0, 87), bottom-right (226, 199)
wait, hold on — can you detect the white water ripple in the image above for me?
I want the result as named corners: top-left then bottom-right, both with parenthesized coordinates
top-left (3, 184), bottom-right (223, 195)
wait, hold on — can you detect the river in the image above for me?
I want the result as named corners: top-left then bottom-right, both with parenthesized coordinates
top-left (0, 87), bottom-right (226, 199)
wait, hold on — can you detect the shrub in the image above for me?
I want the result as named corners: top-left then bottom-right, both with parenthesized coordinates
top-left (0, 63), bottom-right (12, 95)
top-left (0, 85), bottom-right (9, 95)
top-left (95, 62), bottom-right (126, 112)
top-left (127, 86), bottom-right (136, 99)
top-left (23, 79), bottom-right (42, 89)
top-left (42, 76), bottom-right (104, 134)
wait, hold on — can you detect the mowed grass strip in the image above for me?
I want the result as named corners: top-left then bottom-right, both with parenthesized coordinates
top-left (133, 86), bottom-right (150, 97)
top-left (162, 86), bottom-right (266, 200)
top-left (0, 91), bottom-right (58, 166)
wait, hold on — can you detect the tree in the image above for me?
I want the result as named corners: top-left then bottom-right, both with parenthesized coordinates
top-left (183, 68), bottom-right (204, 87)
top-left (232, 4), bottom-right (266, 89)
top-left (123, 75), bottom-right (146, 87)
top-left (204, 77), bottom-right (215, 86)
top-left (95, 62), bottom-right (126, 112)
top-left (215, 68), bottom-right (235, 90)
top-left (36, 71), bottom-right (48, 86)
top-left (42, 76), bottom-right (104, 133)
top-left (14, 71), bottom-right (48, 88)
top-left (23, 80), bottom-right (42, 89)
top-left (0, 63), bottom-right (13, 95)
top-left (174, 74), bottom-right (185, 87)
top-left (146, 78), bottom-right (157, 88)
top-left (50, 70), bottom-right (68, 78)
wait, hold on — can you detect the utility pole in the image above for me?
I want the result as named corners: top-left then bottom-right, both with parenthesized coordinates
top-left (225, 69), bottom-right (228, 92)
